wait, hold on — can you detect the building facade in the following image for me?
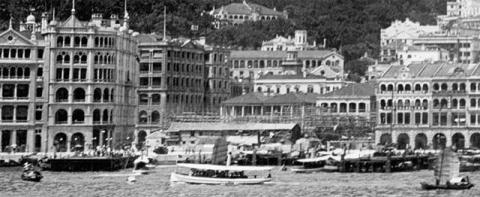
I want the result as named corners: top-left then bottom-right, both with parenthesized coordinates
top-left (380, 18), bottom-right (440, 62)
top-left (208, 0), bottom-right (288, 29)
top-left (201, 40), bottom-right (231, 113)
top-left (261, 30), bottom-right (322, 51)
top-left (316, 82), bottom-right (376, 129)
top-left (252, 50), bottom-right (345, 95)
top-left (0, 6), bottom-right (138, 153)
top-left (375, 62), bottom-right (480, 150)
top-left (230, 49), bottom-right (344, 80)
top-left (135, 35), bottom-right (206, 145)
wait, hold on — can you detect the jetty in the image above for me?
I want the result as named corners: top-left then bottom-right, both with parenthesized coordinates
top-left (41, 156), bottom-right (137, 171)
top-left (338, 154), bottom-right (431, 173)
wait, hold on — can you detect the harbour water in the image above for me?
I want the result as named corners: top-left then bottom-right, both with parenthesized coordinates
top-left (1, 166), bottom-right (479, 197)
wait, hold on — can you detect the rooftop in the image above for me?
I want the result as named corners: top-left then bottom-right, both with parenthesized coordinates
top-left (381, 62), bottom-right (480, 79)
top-left (322, 82), bottom-right (375, 97)
top-left (167, 122), bottom-right (298, 132)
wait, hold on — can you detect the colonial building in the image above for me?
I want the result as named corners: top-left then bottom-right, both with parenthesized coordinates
top-left (1, 4), bottom-right (138, 153)
top-left (208, 0), bottom-right (288, 29)
top-left (230, 49), bottom-right (344, 80)
top-left (380, 18), bottom-right (440, 62)
top-left (252, 50), bottom-right (346, 95)
top-left (135, 34), bottom-right (206, 144)
top-left (316, 82), bottom-right (376, 129)
top-left (261, 30), bottom-right (322, 51)
top-left (437, 0), bottom-right (480, 27)
top-left (396, 46), bottom-right (449, 66)
top-left (375, 62), bottom-right (480, 150)
top-left (0, 18), bottom-right (45, 153)
top-left (198, 38), bottom-right (231, 113)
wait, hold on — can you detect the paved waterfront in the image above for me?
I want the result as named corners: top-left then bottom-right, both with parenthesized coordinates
top-left (0, 166), bottom-right (479, 197)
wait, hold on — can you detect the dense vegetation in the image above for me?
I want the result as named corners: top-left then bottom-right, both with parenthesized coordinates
top-left (0, 0), bottom-right (446, 80)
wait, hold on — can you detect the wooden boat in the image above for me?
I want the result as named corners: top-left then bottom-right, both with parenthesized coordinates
top-left (21, 170), bottom-right (43, 182)
top-left (420, 147), bottom-right (474, 190)
top-left (291, 157), bottom-right (327, 173)
top-left (170, 163), bottom-right (273, 185)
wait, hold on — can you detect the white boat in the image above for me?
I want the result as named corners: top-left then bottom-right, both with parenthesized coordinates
top-left (170, 163), bottom-right (273, 185)
top-left (133, 156), bottom-right (152, 175)
top-left (291, 156), bottom-right (329, 173)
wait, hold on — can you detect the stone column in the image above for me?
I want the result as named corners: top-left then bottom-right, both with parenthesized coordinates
top-left (66, 133), bottom-right (72, 153)
top-left (99, 130), bottom-right (104, 146)
top-left (241, 106), bottom-right (245, 117)
top-left (465, 132), bottom-right (471, 148)
top-left (11, 130), bottom-right (17, 145)
top-left (0, 131), bottom-right (2, 152)
top-left (26, 129), bottom-right (35, 152)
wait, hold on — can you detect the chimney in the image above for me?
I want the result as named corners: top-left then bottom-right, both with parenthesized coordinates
top-left (323, 38), bottom-right (327, 48)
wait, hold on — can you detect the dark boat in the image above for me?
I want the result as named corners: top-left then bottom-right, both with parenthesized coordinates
top-left (420, 146), bottom-right (474, 190)
top-left (21, 170), bottom-right (43, 182)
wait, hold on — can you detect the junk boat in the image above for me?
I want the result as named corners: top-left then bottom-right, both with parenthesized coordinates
top-left (420, 147), bottom-right (474, 190)
top-left (21, 162), bottom-right (43, 182)
top-left (170, 163), bottom-right (273, 185)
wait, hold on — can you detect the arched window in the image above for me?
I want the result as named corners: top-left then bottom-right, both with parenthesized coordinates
top-left (73, 55), bottom-right (80, 64)
top-left (422, 84), bottom-right (428, 92)
top-left (138, 111), bottom-right (148, 124)
top-left (64, 55), bottom-right (70, 64)
top-left (24, 67), bottom-right (30, 78)
top-left (72, 109), bottom-right (85, 124)
top-left (57, 37), bottom-right (63, 47)
top-left (64, 36), bottom-right (71, 46)
top-left (17, 67), bottom-right (23, 77)
top-left (93, 109), bottom-right (101, 122)
top-left (56, 88), bottom-right (68, 102)
top-left (110, 89), bottom-right (114, 102)
top-left (81, 55), bottom-right (87, 64)
top-left (93, 88), bottom-right (101, 102)
top-left (414, 84), bottom-right (421, 91)
top-left (81, 37), bottom-right (88, 47)
top-left (103, 88), bottom-right (109, 102)
top-left (151, 111), bottom-right (160, 123)
top-left (257, 87), bottom-right (262, 92)
top-left (471, 83), bottom-right (477, 92)
top-left (73, 88), bottom-right (85, 101)
top-left (102, 109), bottom-right (108, 122)
top-left (57, 55), bottom-right (63, 64)
top-left (55, 109), bottom-right (68, 124)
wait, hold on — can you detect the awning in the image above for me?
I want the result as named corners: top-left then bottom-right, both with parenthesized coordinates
top-left (177, 163), bottom-right (273, 171)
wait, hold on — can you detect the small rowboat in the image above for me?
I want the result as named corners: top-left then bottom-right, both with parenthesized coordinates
top-left (170, 163), bottom-right (273, 185)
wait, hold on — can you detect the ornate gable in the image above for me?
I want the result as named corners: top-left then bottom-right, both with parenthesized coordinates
top-left (0, 29), bottom-right (34, 46)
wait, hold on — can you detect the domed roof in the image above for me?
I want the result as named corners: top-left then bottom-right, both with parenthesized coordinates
top-left (26, 14), bottom-right (36, 24)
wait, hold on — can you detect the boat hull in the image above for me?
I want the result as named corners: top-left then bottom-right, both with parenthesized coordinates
top-left (170, 172), bottom-right (271, 185)
top-left (291, 167), bottom-right (324, 173)
top-left (21, 171), bottom-right (43, 182)
top-left (420, 182), bottom-right (474, 190)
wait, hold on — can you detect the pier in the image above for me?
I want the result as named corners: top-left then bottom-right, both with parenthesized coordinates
top-left (42, 156), bottom-right (137, 171)
top-left (338, 155), bottom-right (431, 173)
